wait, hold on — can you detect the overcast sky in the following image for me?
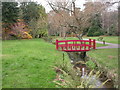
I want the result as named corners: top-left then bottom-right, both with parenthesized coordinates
top-left (3, 0), bottom-right (118, 12)
top-left (32, 0), bottom-right (118, 13)
top-left (33, 0), bottom-right (86, 13)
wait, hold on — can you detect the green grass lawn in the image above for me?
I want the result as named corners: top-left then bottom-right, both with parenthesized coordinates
top-left (2, 37), bottom-right (119, 88)
top-left (88, 48), bottom-right (118, 77)
top-left (0, 40), bottom-right (2, 89)
top-left (2, 39), bottom-right (68, 88)
top-left (84, 36), bottom-right (119, 44)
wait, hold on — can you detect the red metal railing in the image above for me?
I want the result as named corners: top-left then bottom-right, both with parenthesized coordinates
top-left (56, 39), bottom-right (96, 52)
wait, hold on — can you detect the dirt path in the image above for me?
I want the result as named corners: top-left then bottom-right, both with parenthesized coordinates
top-left (96, 41), bottom-right (120, 49)
top-left (83, 39), bottom-right (120, 49)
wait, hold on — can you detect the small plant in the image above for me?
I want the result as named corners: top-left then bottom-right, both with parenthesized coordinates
top-left (86, 60), bottom-right (96, 69)
top-left (97, 36), bottom-right (104, 41)
top-left (9, 19), bottom-right (32, 39)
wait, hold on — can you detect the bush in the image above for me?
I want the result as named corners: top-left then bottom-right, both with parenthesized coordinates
top-left (42, 37), bottom-right (53, 43)
top-left (22, 32), bottom-right (32, 39)
top-left (86, 60), bottom-right (96, 69)
top-left (94, 31), bottom-right (103, 36)
top-left (87, 27), bottom-right (104, 37)
top-left (87, 14), bottom-right (104, 36)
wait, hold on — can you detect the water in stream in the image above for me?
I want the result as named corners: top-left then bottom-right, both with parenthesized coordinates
top-left (75, 64), bottom-right (114, 88)
top-left (81, 67), bottom-right (104, 88)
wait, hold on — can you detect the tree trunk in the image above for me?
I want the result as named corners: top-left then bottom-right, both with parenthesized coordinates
top-left (2, 30), bottom-right (7, 40)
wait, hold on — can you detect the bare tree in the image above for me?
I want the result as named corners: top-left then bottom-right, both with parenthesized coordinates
top-left (47, 0), bottom-right (119, 63)
top-left (47, 0), bottom-right (105, 39)
top-left (47, 7), bottom-right (70, 37)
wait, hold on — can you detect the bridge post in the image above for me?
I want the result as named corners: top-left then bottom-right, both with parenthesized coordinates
top-left (65, 41), bottom-right (68, 50)
top-left (89, 39), bottom-right (91, 49)
top-left (93, 39), bottom-right (96, 49)
top-left (56, 39), bottom-right (58, 50)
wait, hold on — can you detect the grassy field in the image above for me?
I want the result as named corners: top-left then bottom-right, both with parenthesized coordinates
top-left (2, 36), bottom-right (119, 88)
top-left (88, 48), bottom-right (118, 73)
top-left (0, 40), bottom-right (2, 89)
top-left (84, 36), bottom-right (119, 44)
top-left (2, 39), bottom-right (68, 88)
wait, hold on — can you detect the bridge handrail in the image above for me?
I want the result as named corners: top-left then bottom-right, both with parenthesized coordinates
top-left (57, 40), bottom-right (93, 43)
top-left (58, 44), bottom-right (91, 47)
top-left (56, 39), bottom-right (96, 51)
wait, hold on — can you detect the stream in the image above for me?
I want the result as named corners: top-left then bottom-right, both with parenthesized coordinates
top-left (67, 52), bottom-right (115, 88)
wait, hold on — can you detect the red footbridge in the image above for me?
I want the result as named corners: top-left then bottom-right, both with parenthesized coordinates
top-left (56, 39), bottom-right (96, 52)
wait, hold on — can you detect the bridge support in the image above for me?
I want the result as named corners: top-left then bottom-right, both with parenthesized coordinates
top-left (67, 52), bottom-right (87, 64)
top-left (80, 52), bottom-right (86, 61)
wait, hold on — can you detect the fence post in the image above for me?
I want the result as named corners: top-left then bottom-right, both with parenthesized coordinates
top-left (93, 39), bottom-right (96, 49)
top-left (103, 40), bottom-right (105, 44)
top-left (56, 39), bottom-right (58, 50)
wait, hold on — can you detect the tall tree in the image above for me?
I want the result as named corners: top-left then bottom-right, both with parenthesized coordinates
top-left (87, 13), bottom-right (104, 36)
top-left (20, 2), bottom-right (47, 38)
top-left (2, 2), bottom-right (19, 40)
top-left (20, 2), bottom-right (40, 24)
top-left (48, 10), bottom-right (70, 37)
top-left (35, 5), bottom-right (48, 38)
top-left (2, 2), bottom-right (19, 26)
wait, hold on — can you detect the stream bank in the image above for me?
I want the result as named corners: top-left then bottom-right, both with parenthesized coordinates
top-left (66, 52), bottom-right (116, 88)
top-left (68, 52), bottom-right (118, 88)
top-left (53, 51), bottom-right (117, 88)
top-left (87, 55), bottom-right (118, 88)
